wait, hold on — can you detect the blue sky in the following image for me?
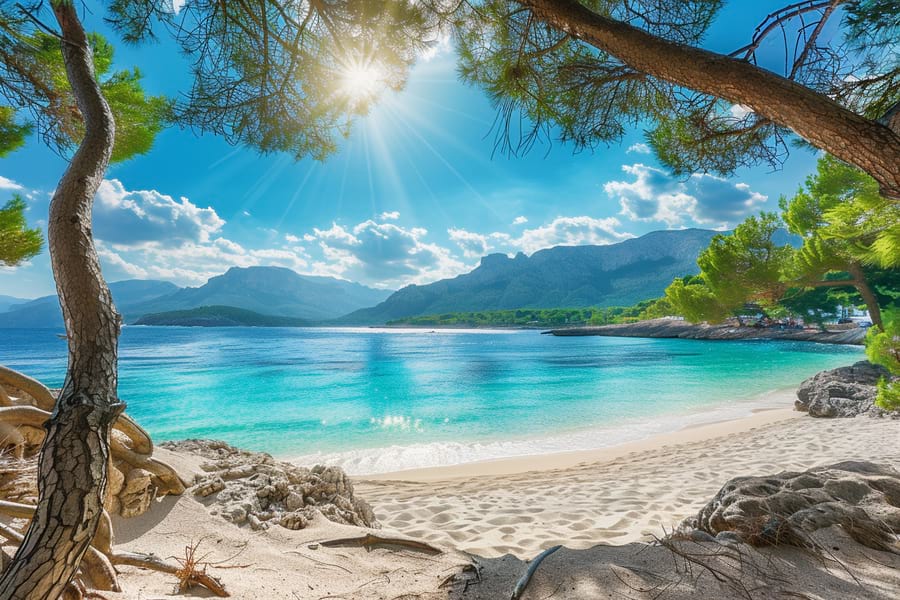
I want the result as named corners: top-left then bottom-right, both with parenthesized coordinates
top-left (0, 1), bottom-right (825, 298)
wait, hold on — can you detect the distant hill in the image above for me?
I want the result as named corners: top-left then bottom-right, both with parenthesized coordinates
top-left (127, 266), bottom-right (392, 322)
top-left (0, 280), bottom-right (181, 329)
top-left (134, 305), bottom-right (312, 327)
top-left (0, 295), bottom-right (30, 313)
top-left (340, 229), bottom-right (721, 325)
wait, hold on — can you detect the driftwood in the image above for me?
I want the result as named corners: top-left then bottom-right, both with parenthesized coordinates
top-left (510, 545), bottom-right (561, 600)
top-left (320, 534), bottom-right (443, 555)
top-left (112, 550), bottom-right (231, 597)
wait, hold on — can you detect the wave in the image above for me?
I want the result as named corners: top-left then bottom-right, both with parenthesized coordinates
top-left (288, 388), bottom-right (793, 475)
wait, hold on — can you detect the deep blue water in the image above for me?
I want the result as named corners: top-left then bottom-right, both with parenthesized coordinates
top-left (0, 326), bottom-right (862, 473)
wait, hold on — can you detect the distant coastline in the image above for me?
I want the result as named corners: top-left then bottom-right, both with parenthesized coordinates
top-left (545, 317), bottom-right (866, 345)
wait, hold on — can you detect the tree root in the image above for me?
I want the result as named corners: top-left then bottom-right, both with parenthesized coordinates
top-left (0, 365), bottom-right (55, 410)
top-left (510, 545), bottom-right (561, 600)
top-left (320, 534), bottom-right (443, 555)
top-left (0, 366), bottom-right (194, 597)
top-left (0, 367), bottom-right (187, 498)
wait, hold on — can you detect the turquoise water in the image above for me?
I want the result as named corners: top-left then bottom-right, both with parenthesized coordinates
top-left (0, 327), bottom-right (862, 473)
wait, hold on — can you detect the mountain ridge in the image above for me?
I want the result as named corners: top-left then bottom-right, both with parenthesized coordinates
top-left (338, 229), bottom-right (722, 324)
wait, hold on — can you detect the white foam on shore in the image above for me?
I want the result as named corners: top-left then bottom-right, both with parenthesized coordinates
top-left (288, 389), bottom-right (795, 475)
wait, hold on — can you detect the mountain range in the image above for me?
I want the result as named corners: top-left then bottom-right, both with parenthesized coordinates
top-left (0, 228), bottom-right (729, 327)
top-left (0, 268), bottom-right (391, 328)
top-left (341, 229), bottom-right (720, 324)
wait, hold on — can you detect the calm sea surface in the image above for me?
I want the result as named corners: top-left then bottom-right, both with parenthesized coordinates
top-left (0, 326), bottom-right (862, 473)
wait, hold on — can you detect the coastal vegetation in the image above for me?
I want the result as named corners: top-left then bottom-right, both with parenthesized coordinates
top-left (664, 157), bottom-right (899, 329)
top-left (134, 305), bottom-right (312, 328)
top-left (386, 299), bottom-right (671, 328)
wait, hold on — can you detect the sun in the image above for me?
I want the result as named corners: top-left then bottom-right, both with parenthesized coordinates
top-left (340, 63), bottom-right (384, 102)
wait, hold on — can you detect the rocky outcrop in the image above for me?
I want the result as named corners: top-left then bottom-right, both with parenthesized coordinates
top-left (162, 439), bottom-right (378, 531)
top-left (795, 360), bottom-right (897, 418)
top-left (546, 318), bottom-right (867, 344)
top-left (682, 461), bottom-right (900, 552)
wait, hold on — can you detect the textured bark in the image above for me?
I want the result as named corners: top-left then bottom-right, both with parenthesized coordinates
top-left (0, 3), bottom-right (120, 599)
top-left (847, 263), bottom-right (882, 329)
top-left (516, 0), bottom-right (900, 199)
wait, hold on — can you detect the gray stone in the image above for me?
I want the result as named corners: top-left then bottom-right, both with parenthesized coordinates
top-left (682, 461), bottom-right (900, 551)
top-left (165, 438), bottom-right (379, 532)
top-left (795, 361), bottom-right (897, 418)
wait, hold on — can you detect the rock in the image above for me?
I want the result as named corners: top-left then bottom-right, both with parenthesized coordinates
top-left (194, 477), bottom-right (225, 498)
top-left (280, 512), bottom-right (308, 530)
top-left (795, 361), bottom-right (897, 418)
top-left (285, 491), bottom-right (304, 511)
top-left (682, 461), bottom-right (900, 552)
top-left (162, 438), bottom-right (379, 532)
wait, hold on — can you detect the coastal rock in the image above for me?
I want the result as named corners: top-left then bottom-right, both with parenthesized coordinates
top-left (795, 361), bottom-right (896, 418)
top-left (162, 439), bottom-right (378, 532)
top-left (682, 461), bottom-right (900, 552)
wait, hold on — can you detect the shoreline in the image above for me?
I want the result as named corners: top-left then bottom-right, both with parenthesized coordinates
top-left (288, 387), bottom-right (803, 477)
top-left (361, 402), bottom-right (800, 482)
top-left (547, 317), bottom-right (867, 345)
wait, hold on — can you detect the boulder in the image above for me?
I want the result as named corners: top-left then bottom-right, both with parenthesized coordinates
top-left (795, 361), bottom-right (897, 418)
top-left (682, 461), bottom-right (900, 552)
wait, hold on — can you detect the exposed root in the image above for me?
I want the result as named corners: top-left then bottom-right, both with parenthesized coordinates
top-left (0, 366), bottom-right (186, 503)
top-left (320, 534), bottom-right (443, 555)
top-left (0, 365), bottom-right (55, 410)
top-left (510, 544), bottom-right (561, 600)
top-left (0, 366), bottom-right (191, 598)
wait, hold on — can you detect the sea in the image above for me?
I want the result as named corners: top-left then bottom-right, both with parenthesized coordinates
top-left (0, 326), bottom-right (862, 474)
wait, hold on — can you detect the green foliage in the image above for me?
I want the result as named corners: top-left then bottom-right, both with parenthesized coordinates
top-left (386, 300), bottom-right (675, 328)
top-left (0, 195), bottom-right (42, 266)
top-left (697, 212), bottom-right (792, 309)
top-left (782, 155), bottom-right (899, 270)
top-left (0, 107), bottom-right (30, 157)
top-left (453, 1), bottom-right (898, 175)
top-left (25, 31), bottom-right (172, 162)
top-left (865, 309), bottom-right (900, 410)
top-left (663, 276), bottom-right (732, 323)
top-left (105, 0), bottom-right (436, 160)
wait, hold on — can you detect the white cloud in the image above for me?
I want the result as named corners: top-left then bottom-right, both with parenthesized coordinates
top-left (379, 210), bottom-right (400, 221)
top-left (0, 176), bottom-right (24, 191)
top-left (605, 163), bottom-right (767, 228)
top-left (505, 216), bottom-right (633, 254)
top-left (94, 179), bottom-right (225, 247)
top-left (285, 234), bottom-right (301, 243)
top-left (449, 216), bottom-right (633, 258)
top-left (730, 104), bottom-right (753, 119)
top-left (419, 30), bottom-right (452, 62)
top-left (304, 219), bottom-right (467, 288)
top-left (448, 228), bottom-right (490, 258)
top-left (512, 216), bottom-right (528, 225)
top-left (626, 143), bottom-right (651, 154)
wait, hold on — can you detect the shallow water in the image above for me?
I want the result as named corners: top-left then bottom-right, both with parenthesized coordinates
top-left (0, 326), bottom-right (862, 473)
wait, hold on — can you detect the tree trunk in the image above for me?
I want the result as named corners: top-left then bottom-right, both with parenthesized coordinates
top-left (516, 0), bottom-right (900, 199)
top-left (0, 4), bottom-right (120, 599)
top-left (848, 263), bottom-right (883, 329)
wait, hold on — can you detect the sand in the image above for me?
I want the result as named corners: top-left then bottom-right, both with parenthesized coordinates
top-left (107, 395), bottom-right (900, 599)
top-left (358, 409), bottom-right (900, 557)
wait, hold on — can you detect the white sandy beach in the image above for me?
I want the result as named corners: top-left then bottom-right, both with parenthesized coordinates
top-left (107, 390), bottom-right (900, 599)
